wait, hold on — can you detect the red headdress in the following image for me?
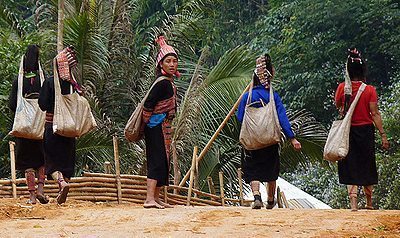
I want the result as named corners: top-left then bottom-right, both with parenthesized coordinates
top-left (155, 36), bottom-right (180, 77)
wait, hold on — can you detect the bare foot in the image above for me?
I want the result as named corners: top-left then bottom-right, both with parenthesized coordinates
top-left (27, 192), bottom-right (36, 204)
top-left (156, 200), bottom-right (174, 208)
top-left (144, 200), bottom-right (164, 209)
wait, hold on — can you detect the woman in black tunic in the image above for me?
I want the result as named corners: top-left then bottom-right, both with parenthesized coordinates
top-left (141, 36), bottom-right (179, 209)
top-left (8, 45), bottom-right (48, 204)
top-left (334, 48), bottom-right (389, 210)
top-left (38, 46), bottom-right (78, 204)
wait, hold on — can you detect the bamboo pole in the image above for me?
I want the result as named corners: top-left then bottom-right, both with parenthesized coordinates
top-left (224, 198), bottom-right (241, 203)
top-left (167, 185), bottom-right (220, 200)
top-left (281, 191), bottom-right (289, 208)
top-left (237, 168), bottom-right (244, 206)
top-left (0, 176), bottom-right (147, 185)
top-left (104, 162), bottom-right (112, 174)
top-left (0, 175), bottom-right (146, 186)
top-left (277, 186), bottom-right (283, 208)
top-left (171, 141), bottom-right (180, 194)
top-left (82, 172), bottom-right (147, 181)
top-left (165, 197), bottom-right (186, 206)
top-left (179, 83), bottom-right (251, 186)
top-left (170, 193), bottom-right (220, 206)
top-left (113, 136), bottom-right (122, 204)
top-left (9, 141), bottom-right (17, 199)
top-left (207, 177), bottom-right (216, 196)
top-left (219, 171), bottom-right (225, 206)
top-left (187, 146), bottom-right (198, 206)
top-left (194, 155), bottom-right (199, 198)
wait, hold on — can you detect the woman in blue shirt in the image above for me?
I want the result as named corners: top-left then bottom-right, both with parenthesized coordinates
top-left (237, 54), bottom-right (301, 209)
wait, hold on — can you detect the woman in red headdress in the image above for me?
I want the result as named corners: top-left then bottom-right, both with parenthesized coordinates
top-left (38, 46), bottom-right (79, 204)
top-left (142, 36), bottom-right (179, 209)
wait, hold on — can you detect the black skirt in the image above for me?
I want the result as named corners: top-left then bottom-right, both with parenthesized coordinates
top-left (43, 123), bottom-right (76, 179)
top-left (14, 137), bottom-right (45, 171)
top-left (241, 144), bottom-right (280, 184)
top-left (144, 124), bottom-right (169, 187)
top-left (338, 124), bottom-right (377, 186)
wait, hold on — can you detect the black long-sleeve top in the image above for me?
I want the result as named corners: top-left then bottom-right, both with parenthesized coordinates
top-left (38, 76), bottom-right (73, 113)
top-left (9, 74), bottom-right (42, 112)
top-left (144, 79), bottom-right (174, 110)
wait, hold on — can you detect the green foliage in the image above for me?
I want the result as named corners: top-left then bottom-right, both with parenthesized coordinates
top-left (375, 153), bottom-right (400, 209)
top-left (250, 0), bottom-right (400, 124)
top-left (381, 74), bottom-right (400, 148)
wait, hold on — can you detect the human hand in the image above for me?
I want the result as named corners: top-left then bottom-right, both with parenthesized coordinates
top-left (290, 138), bottom-right (301, 151)
top-left (381, 134), bottom-right (389, 150)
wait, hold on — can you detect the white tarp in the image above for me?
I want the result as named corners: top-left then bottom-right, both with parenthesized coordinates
top-left (244, 177), bottom-right (332, 209)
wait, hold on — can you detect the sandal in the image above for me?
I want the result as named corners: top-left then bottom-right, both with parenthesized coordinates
top-left (56, 183), bottom-right (70, 205)
top-left (36, 193), bottom-right (49, 204)
top-left (365, 205), bottom-right (374, 210)
top-left (266, 200), bottom-right (276, 209)
top-left (251, 199), bottom-right (263, 209)
top-left (251, 194), bottom-right (263, 209)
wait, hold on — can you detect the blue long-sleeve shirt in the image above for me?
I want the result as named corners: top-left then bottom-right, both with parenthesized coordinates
top-left (236, 85), bottom-right (295, 139)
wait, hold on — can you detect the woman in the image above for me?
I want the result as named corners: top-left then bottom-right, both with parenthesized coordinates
top-left (9, 45), bottom-right (48, 204)
top-left (237, 54), bottom-right (301, 209)
top-left (141, 36), bottom-right (179, 209)
top-left (335, 48), bottom-right (389, 211)
top-left (38, 46), bottom-right (79, 204)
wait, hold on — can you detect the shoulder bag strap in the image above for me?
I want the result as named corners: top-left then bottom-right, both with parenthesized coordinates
top-left (269, 85), bottom-right (275, 106)
top-left (38, 62), bottom-right (45, 86)
top-left (345, 83), bottom-right (366, 117)
top-left (246, 81), bottom-right (255, 107)
top-left (16, 56), bottom-right (24, 107)
top-left (141, 76), bottom-right (168, 103)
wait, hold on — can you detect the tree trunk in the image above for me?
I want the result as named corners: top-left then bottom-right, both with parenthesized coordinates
top-left (57, 0), bottom-right (64, 52)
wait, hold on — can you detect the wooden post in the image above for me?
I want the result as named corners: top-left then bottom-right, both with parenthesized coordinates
top-left (104, 161), bottom-right (112, 174)
top-left (113, 136), bottom-right (122, 204)
top-left (237, 168), bottom-right (244, 206)
top-left (277, 186), bottom-right (283, 208)
top-left (281, 191), bottom-right (289, 208)
top-left (9, 141), bottom-right (17, 199)
top-left (171, 141), bottom-right (180, 194)
top-left (193, 154), bottom-right (199, 198)
top-left (186, 146), bottom-right (198, 206)
top-left (179, 83), bottom-right (251, 186)
top-left (219, 171), bottom-right (225, 206)
top-left (207, 177), bottom-right (216, 196)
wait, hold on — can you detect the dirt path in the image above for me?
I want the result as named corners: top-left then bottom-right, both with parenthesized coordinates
top-left (0, 198), bottom-right (399, 237)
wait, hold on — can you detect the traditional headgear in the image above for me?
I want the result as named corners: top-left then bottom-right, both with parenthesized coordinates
top-left (347, 48), bottom-right (362, 64)
top-left (255, 55), bottom-right (273, 87)
top-left (155, 36), bottom-right (180, 77)
top-left (56, 46), bottom-right (82, 94)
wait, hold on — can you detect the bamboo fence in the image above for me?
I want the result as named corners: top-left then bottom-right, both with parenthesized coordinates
top-left (3, 138), bottom-right (253, 206)
top-left (0, 171), bottom-right (253, 206)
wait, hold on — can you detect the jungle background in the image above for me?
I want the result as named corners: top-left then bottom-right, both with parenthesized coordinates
top-left (0, 0), bottom-right (398, 209)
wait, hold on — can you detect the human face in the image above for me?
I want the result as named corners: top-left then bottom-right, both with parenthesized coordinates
top-left (161, 55), bottom-right (178, 76)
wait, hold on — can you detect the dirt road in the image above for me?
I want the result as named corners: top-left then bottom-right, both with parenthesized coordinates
top-left (0, 198), bottom-right (399, 237)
